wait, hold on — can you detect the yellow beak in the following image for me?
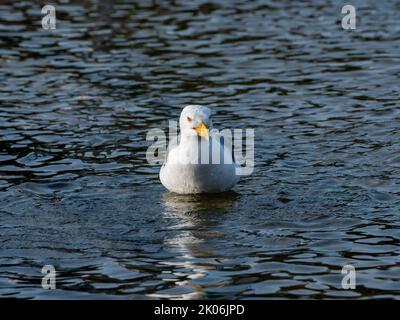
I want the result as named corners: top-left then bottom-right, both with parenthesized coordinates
top-left (194, 122), bottom-right (209, 139)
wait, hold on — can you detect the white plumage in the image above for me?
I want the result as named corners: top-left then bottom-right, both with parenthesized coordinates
top-left (160, 105), bottom-right (240, 194)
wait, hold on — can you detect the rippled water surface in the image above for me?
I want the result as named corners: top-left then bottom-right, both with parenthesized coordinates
top-left (1, 0), bottom-right (400, 299)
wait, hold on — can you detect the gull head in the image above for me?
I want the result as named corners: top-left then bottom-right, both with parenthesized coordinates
top-left (179, 105), bottom-right (213, 139)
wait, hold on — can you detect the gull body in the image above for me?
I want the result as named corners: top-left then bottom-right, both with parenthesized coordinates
top-left (160, 105), bottom-right (240, 194)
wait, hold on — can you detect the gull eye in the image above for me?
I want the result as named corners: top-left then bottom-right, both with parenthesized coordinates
top-left (186, 116), bottom-right (192, 122)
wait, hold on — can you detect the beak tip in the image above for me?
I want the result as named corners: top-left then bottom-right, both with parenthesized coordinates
top-left (194, 121), bottom-right (209, 139)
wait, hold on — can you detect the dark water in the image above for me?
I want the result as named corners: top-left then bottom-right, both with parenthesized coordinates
top-left (1, 0), bottom-right (400, 299)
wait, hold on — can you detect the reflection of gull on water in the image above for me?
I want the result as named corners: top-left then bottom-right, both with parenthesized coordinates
top-left (151, 192), bottom-right (239, 299)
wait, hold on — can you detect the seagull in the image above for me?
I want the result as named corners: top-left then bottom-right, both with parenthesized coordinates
top-left (160, 105), bottom-right (240, 194)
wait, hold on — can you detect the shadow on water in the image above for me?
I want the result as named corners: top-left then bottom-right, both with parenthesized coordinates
top-left (163, 191), bottom-right (240, 216)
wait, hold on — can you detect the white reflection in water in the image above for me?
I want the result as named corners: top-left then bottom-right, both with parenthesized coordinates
top-left (153, 192), bottom-right (238, 299)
